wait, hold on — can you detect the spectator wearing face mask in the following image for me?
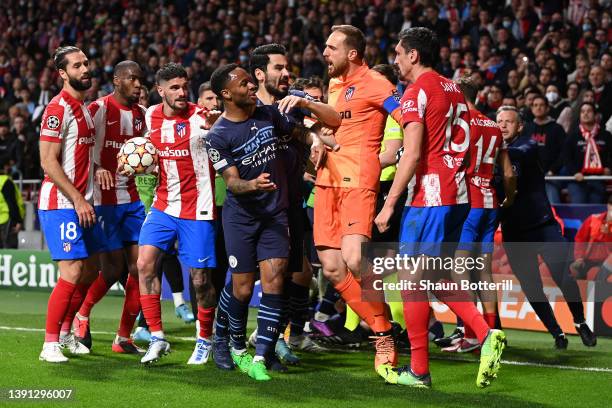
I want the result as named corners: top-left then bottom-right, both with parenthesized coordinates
top-left (545, 83), bottom-right (572, 124)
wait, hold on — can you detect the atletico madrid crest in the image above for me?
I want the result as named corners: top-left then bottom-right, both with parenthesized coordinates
top-left (175, 122), bottom-right (187, 138)
top-left (345, 86), bottom-right (355, 101)
top-left (63, 242), bottom-right (71, 253)
top-left (134, 118), bottom-right (143, 132)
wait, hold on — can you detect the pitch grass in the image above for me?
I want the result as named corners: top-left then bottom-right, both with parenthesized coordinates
top-left (0, 289), bottom-right (610, 408)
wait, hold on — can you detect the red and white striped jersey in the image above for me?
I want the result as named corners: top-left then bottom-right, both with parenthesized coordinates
top-left (38, 90), bottom-right (96, 210)
top-left (88, 94), bottom-right (147, 206)
top-left (466, 108), bottom-right (505, 209)
top-left (401, 71), bottom-right (470, 207)
top-left (145, 102), bottom-right (215, 220)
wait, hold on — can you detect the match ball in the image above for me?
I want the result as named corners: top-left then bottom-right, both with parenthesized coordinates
top-left (118, 137), bottom-right (158, 175)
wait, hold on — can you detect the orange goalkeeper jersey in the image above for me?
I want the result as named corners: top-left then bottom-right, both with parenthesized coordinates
top-left (316, 64), bottom-right (402, 191)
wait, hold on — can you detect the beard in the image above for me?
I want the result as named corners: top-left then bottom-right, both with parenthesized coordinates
top-left (166, 95), bottom-right (188, 112)
top-left (264, 77), bottom-right (288, 99)
top-left (327, 59), bottom-right (348, 78)
top-left (68, 74), bottom-right (92, 91)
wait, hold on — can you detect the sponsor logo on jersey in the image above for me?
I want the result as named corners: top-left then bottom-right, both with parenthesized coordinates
top-left (105, 140), bottom-right (123, 149)
top-left (78, 136), bottom-right (95, 145)
top-left (402, 99), bottom-right (417, 113)
top-left (158, 147), bottom-right (190, 158)
top-left (443, 154), bottom-right (463, 169)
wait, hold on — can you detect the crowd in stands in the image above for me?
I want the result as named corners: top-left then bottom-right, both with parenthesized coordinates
top-left (0, 0), bottom-right (611, 205)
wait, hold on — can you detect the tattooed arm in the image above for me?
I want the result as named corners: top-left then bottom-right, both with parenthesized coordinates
top-left (222, 166), bottom-right (277, 195)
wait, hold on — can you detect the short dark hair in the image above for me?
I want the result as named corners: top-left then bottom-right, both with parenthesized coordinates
top-left (291, 76), bottom-right (324, 92)
top-left (210, 63), bottom-right (239, 97)
top-left (198, 81), bottom-right (212, 97)
top-left (456, 76), bottom-right (478, 104)
top-left (371, 64), bottom-right (398, 85)
top-left (155, 63), bottom-right (188, 85)
top-left (331, 25), bottom-right (366, 59)
top-left (53, 46), bottom-right (82, 71)
top-left (580, 101), bottom-right (597, 112)
top-left (114, 60), bottom-right (141, 77)
top-left (250, 44), bottom-right (286, 79)
top-left (398, 27), bottom-right (439, 68)
top-left (532, 94), bottom-right (549, 106)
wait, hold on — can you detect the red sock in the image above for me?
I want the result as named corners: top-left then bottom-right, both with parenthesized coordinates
top-left (78, 273), bottom-right (110, 318)
top-left (431, 285), bottom-right (490, 344)
top-left (45, 278), bottom-right (76, 342)
top-left (484, 312), bottom-right (497, 329)
top-left (197, 306), bottom-right (216, 339)
top-left (441, 299), bottom-right (490, 344)
top-left (334, 273), bottom-right (391, 333)
top-left (61, 283), bottom-right (90, 333)
top-left (140, 294), bottom-right (163, 332)
top-left (464, 323), bottom-right (477, 339)
top-left (117, 275), bottom-right (141, 338)
top-left (401, 290), bottom-right (430, 376)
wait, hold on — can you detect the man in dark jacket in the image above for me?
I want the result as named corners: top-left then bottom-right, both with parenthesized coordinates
top-left (522, 94), bottom-right (566, 203)
top-left (496, 105), bottom-right (596, 349)
top-left (563, 101), bottom-right (612, 203)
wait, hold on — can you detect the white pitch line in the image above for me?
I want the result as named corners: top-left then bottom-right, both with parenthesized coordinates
top-left (0, 325), bottom-right (195, 342)
top-left (1, 325), bottom-right (611, 373)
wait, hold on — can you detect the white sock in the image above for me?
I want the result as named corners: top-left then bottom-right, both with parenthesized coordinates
top-left (253, 355), bottom-right (265, 363)
top-left (75, 312), bottom-right (88, 321)
top-left (172, 293), bottom-right (185, 308)
top-left (115, 335), bottom-right (129, 343)
top-left (151, 330), bottom-right (165, 339)
top-left (59, 330), bottom-right (69, 338)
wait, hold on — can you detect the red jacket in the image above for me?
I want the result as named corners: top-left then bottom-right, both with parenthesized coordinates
top-left (574, 212), bottom-right (612, 262)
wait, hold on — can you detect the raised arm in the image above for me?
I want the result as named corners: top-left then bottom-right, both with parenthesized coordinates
top-left (277, 95), bottom-right (341, 128)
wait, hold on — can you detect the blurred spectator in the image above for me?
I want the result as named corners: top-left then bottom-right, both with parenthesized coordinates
top-left (476, 83), bottom-right (503, 120)
top-left (589, 66), bottom-right (612, 123)
top-left (522, 95), bottom-right (567, 203)
top-left (0, 0), bottom-right (607, 208)
top-left (572, 195), bottom-right (612, 280)
top-left (0, 119), bottom-right (18, 175)
top-left (0, 170), bottom-right (23, 248)
top-left (564, 102), bottom-right (612, 204)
